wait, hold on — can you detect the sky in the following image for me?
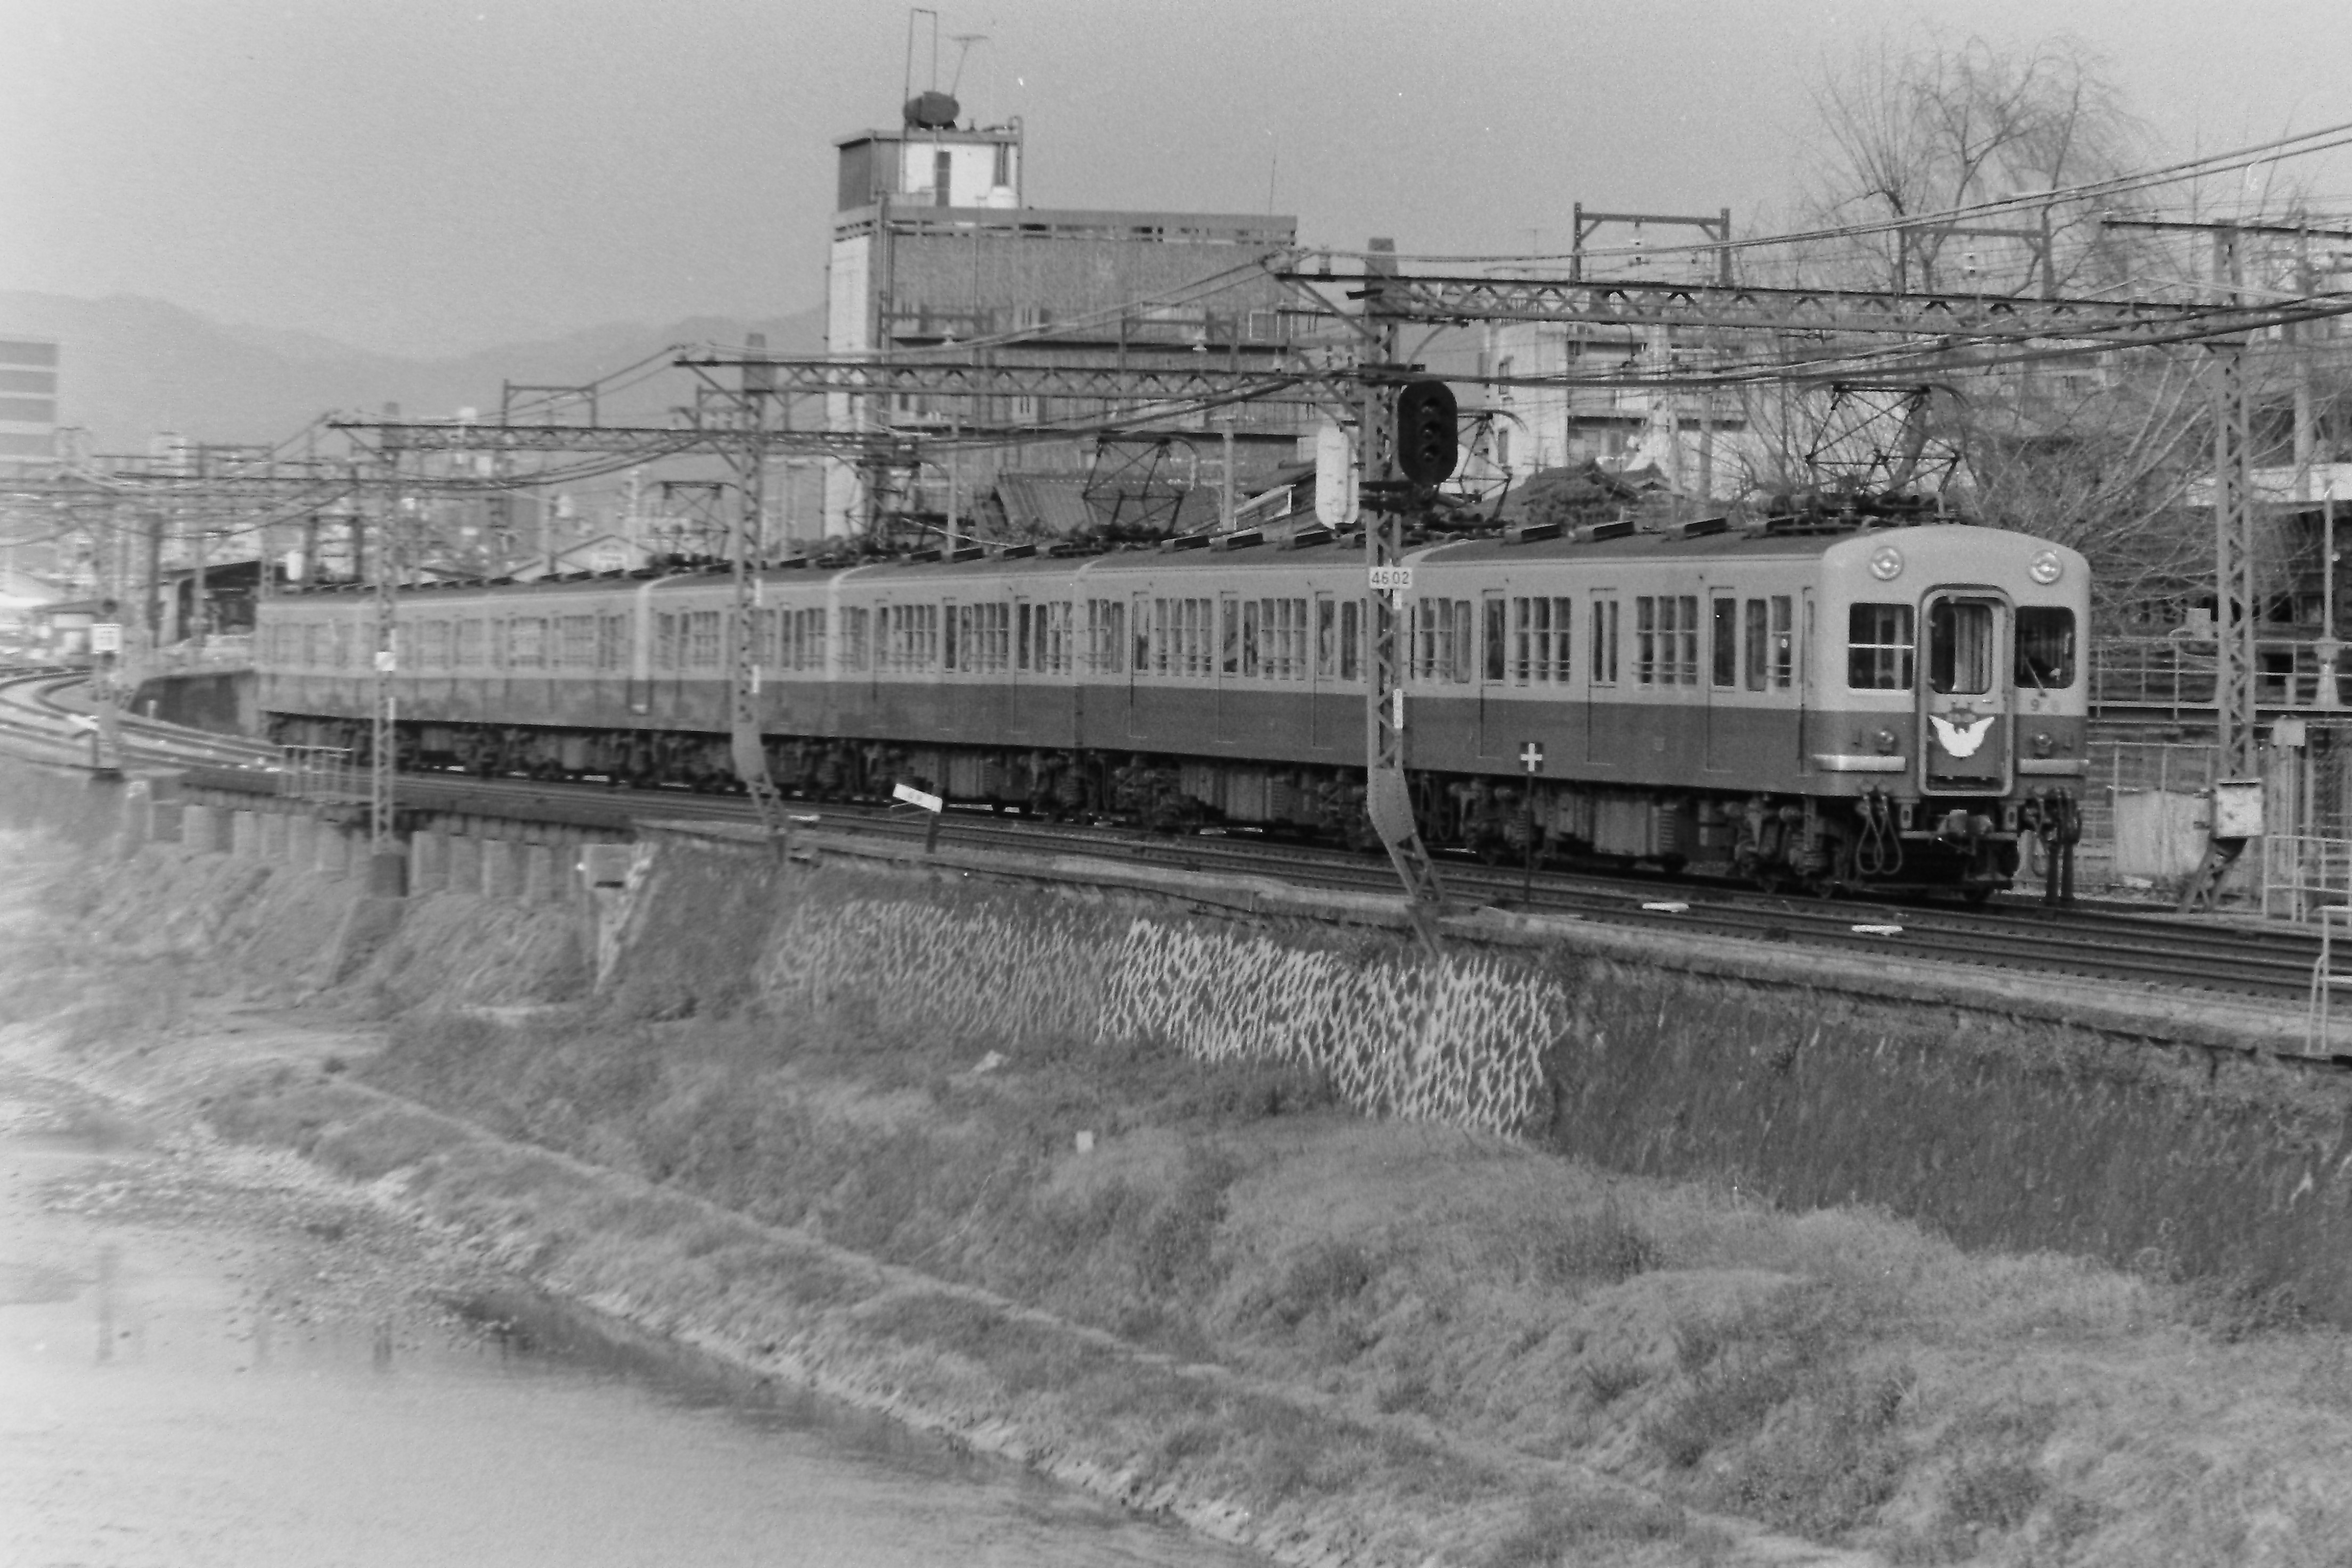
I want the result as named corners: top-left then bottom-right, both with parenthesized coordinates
top-left (6, 0), bottom-right (2352, 359)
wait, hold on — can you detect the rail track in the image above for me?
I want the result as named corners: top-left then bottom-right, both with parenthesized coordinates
top-left (0, 666), bottom-right (2315, 1011)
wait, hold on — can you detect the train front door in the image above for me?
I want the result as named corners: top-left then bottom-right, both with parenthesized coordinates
top-left (1917, 592), bottom-right (2014, 796)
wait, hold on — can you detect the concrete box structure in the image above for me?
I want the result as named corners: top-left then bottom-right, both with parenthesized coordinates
top-left (823, 110), bottom-right (1302, 539)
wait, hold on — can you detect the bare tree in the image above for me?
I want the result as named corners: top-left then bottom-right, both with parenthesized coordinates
top-left (1763, 29), bottom-right (2234, 626)
top-left (1802, 30), bottom-right (2147, 295)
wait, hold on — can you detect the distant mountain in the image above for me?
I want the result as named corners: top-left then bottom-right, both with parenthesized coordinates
top-left (0, 291), bottom-right (828, 455)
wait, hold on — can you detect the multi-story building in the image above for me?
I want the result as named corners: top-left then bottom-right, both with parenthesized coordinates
top-left (1477, 321), bottom-right (1758, 500)
top-left (823, 98), bottom-right (1305, 539)
top-left (0, 337), bottom-right (60, 471)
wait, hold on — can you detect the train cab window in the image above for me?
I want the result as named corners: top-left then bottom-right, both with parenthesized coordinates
top-left (1925, 600), bottom-right (1994, 695)
top-left (2015, 607), bottom-right (2076, 689)
top-left (1510, 597), bottom-right (1572, 683)
top-left (1846, 603), bottom-right (1915, 690)
top-left (1711, 598), bottom-right (1737, 687)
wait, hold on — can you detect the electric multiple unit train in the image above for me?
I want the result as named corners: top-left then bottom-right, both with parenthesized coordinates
top-left (256, 518), bottom-right (2089, 898)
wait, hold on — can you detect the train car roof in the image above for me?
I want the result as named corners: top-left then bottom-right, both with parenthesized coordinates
top-left (270, 522), bottom-right (2024, 604)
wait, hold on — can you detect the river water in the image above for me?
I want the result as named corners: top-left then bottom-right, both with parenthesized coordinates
top-left (1, 1075), bottom-right (1263, 1568)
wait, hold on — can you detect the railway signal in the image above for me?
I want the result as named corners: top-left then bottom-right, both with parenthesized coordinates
top-left (1394, 379), bottom-right (1458, 485)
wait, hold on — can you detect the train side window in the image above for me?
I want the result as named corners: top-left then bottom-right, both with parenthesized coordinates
top-left (1771, 596), bottom-right (1793, 688)
top-left (1742, 600), bottom-right (1767, 690)
top-left (458, 619), bottom-right (484, 669)
top-left (1484, 597), bottom-right (1507, 683)
top-left (1233, 597), bottom-right (1254, 677)
top-left (1639, 596), bottom-right (1696, 684)
top-left (1341, 599), bottom-right (1361, 682)
top-left (1275, 597), bottom-right (1305, 680)
top-left (2015, 607), bottom-right (2075, 689)
top-left (840, 607), bottom-right (868, 672)
top-left (1711, 597), bottom-right (1737, 688)
top-left (1590, 597), bottom-right (1619, 685)
top-left (1315, 595), bottom-right (1336, 678)
top-left (1086, 598), bottom-right (1124, 675)
top-left (1925, 600), bottom-right (1993, 695)
top-left (1510, 596), bottom-right (1564, 683)
top-left (1846, 603), bottom-right (1915, 690)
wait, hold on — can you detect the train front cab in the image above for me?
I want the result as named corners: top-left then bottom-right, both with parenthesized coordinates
top-left (1820, 529), bottom-right (2088, 900)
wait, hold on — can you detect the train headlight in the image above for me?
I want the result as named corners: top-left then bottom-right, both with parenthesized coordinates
top-left (1873, 728), bottom-right (1899, 755)
top-left (2032, 731), bottom-right (2054, 757)
top-left (1869, 544), bottom-right (1904, 582)
top-left (2029, 549), bottom-right (2064, 585)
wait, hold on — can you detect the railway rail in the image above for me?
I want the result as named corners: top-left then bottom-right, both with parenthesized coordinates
top-left (0, 665), bottom-right (2313, 1014)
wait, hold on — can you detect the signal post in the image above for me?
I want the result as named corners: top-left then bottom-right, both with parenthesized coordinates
top-left (1352, 242), bottom-right (1458, 916)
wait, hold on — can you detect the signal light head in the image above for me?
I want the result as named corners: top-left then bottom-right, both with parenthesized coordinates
top-left (1394, 379), bottom-right (1458, 485)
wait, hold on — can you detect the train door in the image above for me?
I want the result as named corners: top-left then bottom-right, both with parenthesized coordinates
top-left (1128, 591), bottom-right (1150, 738)
top-left (1477, 591), bottom-right (1508, 757)
top-left (1010, 596), bottom-right (1032, 737)
top-left (1917, 592), bottom-right (2014, 795)
top-left (1797, 588), bottom-right (1815, 767)
top-left (1216, 592), bottom-right (1240, 739)
top-left (1704, 592), bottom-right (1737, 771)
top-left (626, 582), bottom-right (659, 717)
top-left (1311, 591), bottom-right (1337, 749)
top-left (1584, 590), bottom-right (1619, 765)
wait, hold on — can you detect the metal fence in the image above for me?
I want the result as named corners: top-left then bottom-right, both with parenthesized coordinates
top-left (276, 745), bottom-right (357, 802)
top-left (2094, 635), bottom-right (2352, 715)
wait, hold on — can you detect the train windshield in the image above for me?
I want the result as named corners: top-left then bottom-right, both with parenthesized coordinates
top-left (2014, 607), bottom-right (2076, 689)
top-left (1926, 600), bottom-right (1996, 695)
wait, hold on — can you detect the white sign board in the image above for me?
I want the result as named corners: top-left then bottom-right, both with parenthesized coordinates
top-left (89, 623), bottom-right (121, 654)
top-left (374, 649), bottom-right (397, 673)
top-left (2212, 779), bottom-right (2265, 839)
top-left (1368, 566), bottom-right (1414, 593)
top-left (1313, 421), bottom-right (1359, 527)
top-left (892, 781), bottom-right (944, 814)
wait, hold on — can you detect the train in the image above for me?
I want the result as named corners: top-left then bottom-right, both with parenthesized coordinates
top-left (254, 516), bottom-right (2090, 899)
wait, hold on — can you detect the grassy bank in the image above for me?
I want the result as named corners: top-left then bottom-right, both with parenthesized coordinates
top-left (14, 775), bottom-right (2352, 1564)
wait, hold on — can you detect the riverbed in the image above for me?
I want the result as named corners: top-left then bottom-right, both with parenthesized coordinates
top-left (0, 1060), bottom-right (1267, 1568)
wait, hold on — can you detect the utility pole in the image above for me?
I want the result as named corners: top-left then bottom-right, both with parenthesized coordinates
top-left (371, 416), bottom-right (401, 854)
top-left (1358, 239), bottom-right (1447, 918)
top-left (730, 337), bottom-right (784, 833)
top-left (2180, 224), bottom-right (2263, 911)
